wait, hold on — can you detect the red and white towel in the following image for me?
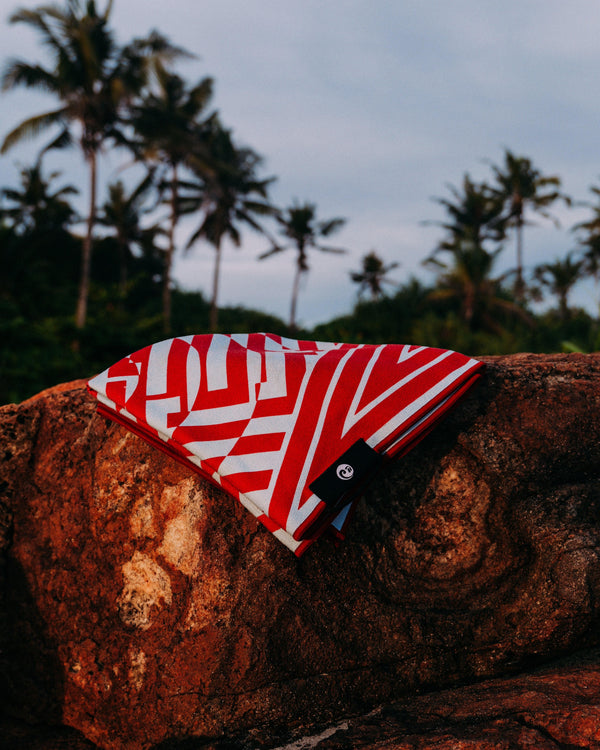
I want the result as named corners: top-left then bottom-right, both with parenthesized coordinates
top-left (88, 333), bottom-right (484, 555)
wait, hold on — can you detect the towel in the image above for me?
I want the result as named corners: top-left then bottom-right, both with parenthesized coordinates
top-left (88, 333), bottom-right (484, 555)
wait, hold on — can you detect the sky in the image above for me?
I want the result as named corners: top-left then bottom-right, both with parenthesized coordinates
top-left (1, 0), bottom-right (600, 326)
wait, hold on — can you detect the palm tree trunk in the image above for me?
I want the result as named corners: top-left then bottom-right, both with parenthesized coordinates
top-left (289, 262), bottom-right (302, 331)
top-left (75, 150), bottom-right (97, 329)
top-left (210, 240), bottom-right (222, 332)
top-left (515, 217), bottom-right (524, 303)
top-left (163, 167), bottom-right (178, 335)
top-left (118, 236), bottom-right (128, 299)
top-left (559, 291), bottom-right (569, 322)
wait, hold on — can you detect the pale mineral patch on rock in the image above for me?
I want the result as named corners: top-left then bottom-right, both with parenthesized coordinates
top-left (128, 648), bottom-right (147, 691)
top-left (117, 551), bottom-right (172, 630)
top-left (129, 495), bottom-right (156, 539)
top-left (158, 477), bottom-right (206, 575)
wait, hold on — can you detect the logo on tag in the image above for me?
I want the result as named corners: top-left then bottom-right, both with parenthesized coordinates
top-left (309, 439), bottom-right (384, 509)
top-left (336, 463), bottom-right (354, 480)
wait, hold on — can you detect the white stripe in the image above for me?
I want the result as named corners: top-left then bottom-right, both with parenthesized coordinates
top-left (258, 351), bottom-right (288, 400)
top-left (240, 413), bottom-right (294, 435)
top-left (271, 526), bottom-right (303, 552)
top-left (94, 392), bottom-right (117, 411)
top-left (184, 437), bottom-right (238, 460)
top-left (367, 359), bottom-right (480, 449)
top-left (206, 334), bottom-right (231, 391)
top-left (342, 349), bottom-right (453, 436)
top-left (146, 339), bottom-right (173, 395)
top-left (313, 339), bottom-right (345, 350)
top-left (180, 401), bottom-right (257, 426)
top-left (341, 345), bottom-right (385, 437)
top-left (398, 344), bottom-right (425, 361)
top-left (186, 345), bottom-right (201, 411)
top-left (217, 449), bottom-right (283, 479)
top-left (230, 333), bottom-right (249, 348)
top-left (145, 396), bottom-right (181, 436)
top-left (89, 368), bottom-right (140, 402)
top-left (265, 334), bottom-right (299, 350)
top-left (246, 349), bottom-right (263, 397)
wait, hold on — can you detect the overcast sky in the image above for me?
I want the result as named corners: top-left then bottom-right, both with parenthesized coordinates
top-left (1, 0), bottom-right (600, 326)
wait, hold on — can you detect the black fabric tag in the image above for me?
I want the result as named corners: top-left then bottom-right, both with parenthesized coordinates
top-left (309, 439), bottom-right (384, 509)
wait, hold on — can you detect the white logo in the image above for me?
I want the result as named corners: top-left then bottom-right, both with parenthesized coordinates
top-left (336, 463), bottom-right (354, 480)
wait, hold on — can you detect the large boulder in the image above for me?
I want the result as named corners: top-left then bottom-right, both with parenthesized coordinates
top-left (285, 647), bottom-right (600, 749)
top-left (0, 353), bottom-right (599, 749)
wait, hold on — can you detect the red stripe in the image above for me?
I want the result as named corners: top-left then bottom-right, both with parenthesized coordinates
top-left (229, 432), bottom-right (285, 455)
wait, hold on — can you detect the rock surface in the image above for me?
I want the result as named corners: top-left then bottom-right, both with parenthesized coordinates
top-left (0, 353), bottom-right (599, 749)
top-left (277, 647), bottom-right (600, 750)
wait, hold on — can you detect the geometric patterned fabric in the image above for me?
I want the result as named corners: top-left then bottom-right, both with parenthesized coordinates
top-left (88, 333), bottom-right (485, 555)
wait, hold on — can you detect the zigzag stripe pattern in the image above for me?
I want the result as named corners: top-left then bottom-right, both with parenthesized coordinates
top-left (88, 333), bottom-right (484, 555)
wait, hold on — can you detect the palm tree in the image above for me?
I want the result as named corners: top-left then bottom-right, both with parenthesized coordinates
top-left (183, 123), bottom-right (277, 332)
top-left (130, 68), bottom-right (214, 333)
top-left (260, 201), bottom-right (347, 330)
top-left (1, 0), bottom-right (184, 328)
top-left (97, 173), bottom-right (160, 296)
top-left (425, 243), bottom-right (528, 332)
top-left (430, 174), bottom-right (506, 253)
top-left (533, 253), bottom-right (583, 322)
top-left (489, 149), bottom-right (569, 302)
top-left (350, 250), bottom-right (399, 300)
top-left (0, 162), bottom-right (80, 313)
top-left (426, 175), bottom-right (528, 331)
top-left (1, 163), bottom-right (78, 234)
top-left (573, 182), bottom-right (600, 282)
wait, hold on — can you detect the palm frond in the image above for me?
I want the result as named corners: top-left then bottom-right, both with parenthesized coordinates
top-left (258, 244), bottom-right (287, 260)
top-left (2, 60), bottom-right (58, 93)
top-left (1, 108), bottom-right (66, 153)
top-left (38, 126), bottom-right (73, 157)
top-left (319, 217), bottom-right (346, 236)
top-left (317, 244), bottom-right (347, 254)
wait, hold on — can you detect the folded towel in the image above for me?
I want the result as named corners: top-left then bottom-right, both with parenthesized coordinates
top-left (88, 333), bottom-right (484, 555)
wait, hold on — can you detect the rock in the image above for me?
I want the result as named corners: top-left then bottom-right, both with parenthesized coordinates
top-left (0, 353), bottom-right (599, 749)
top-left (280, 647), bottom-right (600, 749)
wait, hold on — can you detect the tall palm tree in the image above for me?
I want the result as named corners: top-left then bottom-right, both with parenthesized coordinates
top-left (533, 253), bottom-right (583, 322)
top-left (260, 201), bottom-right (346, 330)
top-left (350, 250), bottom-right (399, 300)
top-left (1, 0), bottom-right (184, 328)
top-left (97, 173), bottom-right (159, 296)
top-left (183, 123), bottom-right (277, 332)
top-left (489, 149), bottom-right (569, 302)
top-left (1, 163), bottom-right (78, 234)
top-left (130, 68), bottom-right (213, 333)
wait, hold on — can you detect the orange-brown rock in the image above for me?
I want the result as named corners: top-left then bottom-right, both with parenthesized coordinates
top-left (1, 353), bottom-right (599, 749)
top-left (284, 648), bottom-right (600, 749)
